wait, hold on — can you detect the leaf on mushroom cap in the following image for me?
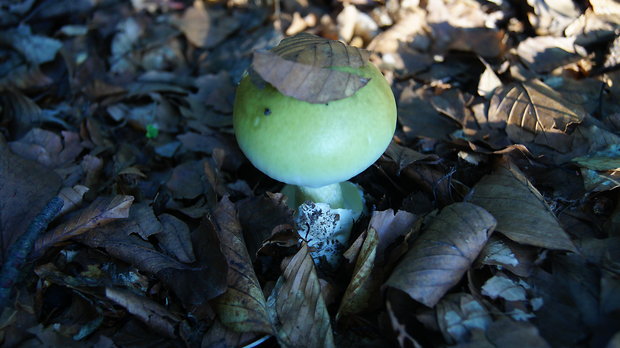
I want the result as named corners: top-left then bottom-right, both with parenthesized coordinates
top-left (251, 33), bottom-right (371, 103)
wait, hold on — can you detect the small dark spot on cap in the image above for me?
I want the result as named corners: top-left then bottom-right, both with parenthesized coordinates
top-left (263, 108), bottom-right (271, 116)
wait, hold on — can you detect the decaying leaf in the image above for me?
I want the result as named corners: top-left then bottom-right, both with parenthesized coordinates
top-left (34, 195), bottom-right (134, 256)
top-left (9, 128), bottom-right (83, 168)
top-left (368, 209), bottom-right (419, 265)
top-left (385, 202), bottom-right (496, 307)
top-left (157, 213), bottom-right (195, 263)
top-left (479, 235), bottom-right (537, 277)
top-left (488, 79), bottom-right (586, 153)
top-left (237, 193), bottom-right (295, 261)
top-left (252, 33), bottom-right (370, 103)
top-left (105, 287), bottom-right (180, 339)
top-left (481, 274), bottom-right (527, 302)
top-left (212, 196), bottom-right (273, 334)
top-left (469, 159), bottom-right (577, 252)
top-left (384, 143), bottom-right (440, 174)
top-left (57, 185), bottom-right (89, 216)
top-left (76, 207), bottom-right (228, 306)
top-left (173, 1), bottom-right (210, 48)
top-left (436, 293), bottom-right (492, 344)
top-left (268, 243), bottom-right (335, 348)
top-left (517, 36), bottom-right (587, 73)
top-left (337, 228), bottom-right (379, 320)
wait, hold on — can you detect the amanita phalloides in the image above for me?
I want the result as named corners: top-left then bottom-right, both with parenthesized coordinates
top-left (233, 33), bottom-right (396, 266)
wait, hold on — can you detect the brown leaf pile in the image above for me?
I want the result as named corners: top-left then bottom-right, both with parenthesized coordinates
top-left (0, 0), bottom-right (619, 347)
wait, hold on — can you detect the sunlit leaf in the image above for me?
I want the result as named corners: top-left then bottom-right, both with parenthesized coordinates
top-left (212, 196), bottom-right (273, 334)
top-left (252, 33), bottom-right (370, 103)
top-left (337, 228), bottom-right (379, 320)
top-left (385, 202), bottom-right (496, 307)
top-left (469, 159), bottom-right (577, 252)
top-left (268, 243), bottom-right (335, 348)
top-left (34, 195), bottom-right (134, 255)
top-left (488, 79), bottom-right (586, 153)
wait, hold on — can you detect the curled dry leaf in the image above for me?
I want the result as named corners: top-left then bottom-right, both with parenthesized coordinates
top-left (106, 287), bottom-right (180, 339)
top-left (252, 33), bottom-right (370, 103)
top-left (385, 202), bottom-right (496, 307)
top-left (57, 185), bottom-right (89, 216)
top-left (479, 235), bottom-right (537, 277)
top-left (469, 160), bottom-right (577, 252)
top-left (368, 209), bottom-right (419, 266)
top-left (212, 196), bottom-right (273, 334)
top-left (34, 195), bottom-right (134, 256)
top-left (268, 243), bottom-right (335, 348)
top-left (337, 228), bottom-right (379, 320)
top-left (488, 79), bottom-right (586, 154)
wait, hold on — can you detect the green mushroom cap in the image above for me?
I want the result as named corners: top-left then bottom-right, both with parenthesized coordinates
top-left (233, 62), bottom-right (397, 188)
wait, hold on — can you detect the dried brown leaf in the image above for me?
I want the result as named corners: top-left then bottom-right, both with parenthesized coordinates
top-left (488, 80), bottom-right (586, 153)
top-left (385, 202), bottom-right (496, 307)
top-left (166, 160), bottom-right (211, 200)
top-left (517, 36), bottom-right (587, 73)
top-left (436, 293), bottom-right (492, 344)
top-left (175, 1), bottom-right (210, 48)
top-left (398, 83), bottom-right (460, 141)
top-left (384, 143), bottom-right (440, 174)
top-left (57, 185), bottom-right (89, 216)
top-left (337, 228), bottom-right (380, 320)
top-left (237, 193), bottom-right (295, 261)
top-left (212, 196), bottom-right (273, 334)
top-left (269, 243), bottom-right (335, 348)
top-left (157, 213), bottom-right (195, 263)
top-left (9, 129), bottom-right (83, 168)
top-left (252, 33), bottom-right (370, 103)
top-left (0, 135), bottom-right (61, 257)
top-left (479, 235), bottom-right (537, 277)
top-left (105, 287), bottom-right (180, 339)
top-left (481, 274), bottom-right (527, 302)
top-left (469, 160), bottom-right (577, 252)
top-left (34, 195), bottom-right (134, 255)
top-left (77, 210), bottom-right (227, 306)
top-left (368, 209), bottom-right (419, 266)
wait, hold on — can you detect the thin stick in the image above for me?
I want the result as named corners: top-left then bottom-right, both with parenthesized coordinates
top-left (0, 196), bottom-right (63, 309)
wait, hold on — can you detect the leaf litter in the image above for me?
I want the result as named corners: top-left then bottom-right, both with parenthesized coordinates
top-left (0, 0), bottom-right (619, 347)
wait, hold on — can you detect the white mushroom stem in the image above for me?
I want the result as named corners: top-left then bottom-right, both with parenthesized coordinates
top-left (296, 183), bottom-right (345, 209)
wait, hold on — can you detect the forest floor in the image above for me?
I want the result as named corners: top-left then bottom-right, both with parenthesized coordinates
top-left (1, 0), bottom-right (619, 347)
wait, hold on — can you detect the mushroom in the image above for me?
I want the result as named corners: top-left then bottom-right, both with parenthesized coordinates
top-left (233, 34), bottom-right (396, 266)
